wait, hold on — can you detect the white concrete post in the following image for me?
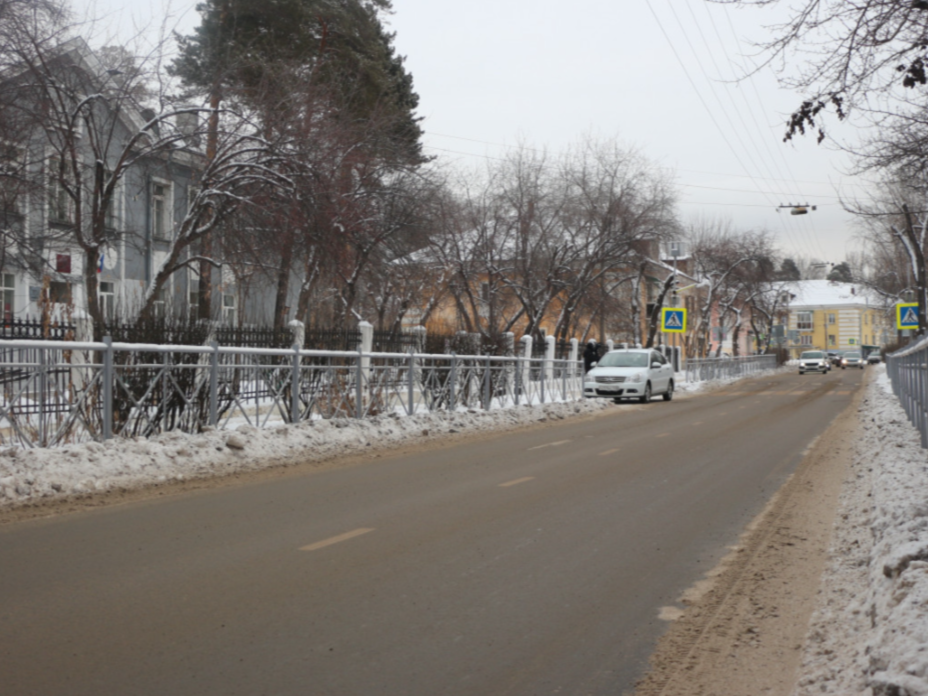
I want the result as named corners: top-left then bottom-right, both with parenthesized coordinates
top-left (606, 339), bottom-right (614, 353)
top-left (502, 332), bottom-right (515, 398)
top-left (544, 335), bottom-right (556, 384)
top-left (521, 335), bottom-right (533, 403)
top-left (569, 338), bottom-right (579, 378)
top-left (359, 320), bottom-right (373, 382)
top-left (71, 310), bottom-right (93, 392)
top-left (288, 319), bottom-right (305, 350)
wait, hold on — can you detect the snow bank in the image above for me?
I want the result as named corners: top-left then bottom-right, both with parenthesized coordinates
top-left (796, 366), bottom-right (928, 696)
top-left (0, 398), bottom-right (619, 509)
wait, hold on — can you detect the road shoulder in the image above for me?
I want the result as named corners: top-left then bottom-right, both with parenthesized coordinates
top-left (633, 372), bottom-right (866, 695)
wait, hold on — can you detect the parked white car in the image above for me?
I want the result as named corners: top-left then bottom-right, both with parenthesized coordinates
top-left (583, 348), bottom-right (675, 403)
top-left (798, 350), bottom-right (830, 375)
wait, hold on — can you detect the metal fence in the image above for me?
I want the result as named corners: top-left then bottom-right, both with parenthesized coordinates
top-left (684, 354), bottom-right (778, 383)
top-left (0, 339), bottom-right (584, 449)
top-left (886, 335), bottom-right (928, 449)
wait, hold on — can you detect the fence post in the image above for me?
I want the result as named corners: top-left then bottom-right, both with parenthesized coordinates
top-left (356, 342), bottom-right (364, 419)
top-left (484, 354), bottom-right (491, 410)
top-left (209, 340), bottom-right (219, 427)
top-left (569, 338), bottom-right (579, 378)
top-left (449, 352), bottom-right (457, 412)
top-left (359, 321), bottom-right (373, 418)
top-left (407, 350), bottom-right (415, 416)
top-left (521, 335), bottom-right (533, 404)
top-left (38, 345), bottom-right (47, 447)
top-left (291, 343), bottom-right (301, 423)
top-left (162, 351), bottom-right (169, 432)
top-left (103, 336), bottom-right (113, 440)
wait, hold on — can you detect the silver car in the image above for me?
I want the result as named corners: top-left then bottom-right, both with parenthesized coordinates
top-left (583, 348), bottom-right (675, 403)
top-left (841, 351), bottom-right (864, 369)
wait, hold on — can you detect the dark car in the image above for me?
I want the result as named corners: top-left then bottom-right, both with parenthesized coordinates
top-left (827, 350), bottom-right (845, 366)
top-left (841, 351), bottom-right (864, 369)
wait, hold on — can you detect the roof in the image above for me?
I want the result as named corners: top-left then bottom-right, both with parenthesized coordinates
top-left (785, 280), bottom-right (876, 308)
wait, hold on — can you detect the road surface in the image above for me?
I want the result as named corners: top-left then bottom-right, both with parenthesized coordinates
top-left (0, 367), bottom-right (863, 695)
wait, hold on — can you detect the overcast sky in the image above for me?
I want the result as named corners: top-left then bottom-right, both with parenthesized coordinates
top-left (86, 0), bottom-right (876, 265)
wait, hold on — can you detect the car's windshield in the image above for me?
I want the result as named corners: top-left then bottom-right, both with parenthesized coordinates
top-left (846, 352), bottom-right (861, 359)
top-left (801, 351), bottom-right (824, 359)
top-left (597, 352), bottom-right (649, 368)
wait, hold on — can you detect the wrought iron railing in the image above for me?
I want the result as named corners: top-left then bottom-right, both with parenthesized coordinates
top-left (0, 339), bottom-right (583, 448)
top-left (886, 335), bottom-right (928, 449)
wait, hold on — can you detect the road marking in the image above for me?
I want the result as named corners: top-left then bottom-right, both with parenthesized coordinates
top-left (656, 433), bottom-right (669, 438)
top-left (499, 477), bottom-right (535, 487)
top-left (300, 528), bottom-right (375, 552)
top-left (599, 448), bottom-right (621, 456)
top-left (528, 439), bottom-right (571, 451)
top-left (692, 421), bottom-right (704, 426)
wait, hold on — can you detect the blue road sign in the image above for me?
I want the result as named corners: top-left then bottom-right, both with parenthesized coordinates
top-left (661, 307), bottom-right (687, 333)
top-left (897, 303), bottom-right (919, 330)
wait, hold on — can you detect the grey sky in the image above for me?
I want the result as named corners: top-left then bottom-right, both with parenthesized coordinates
top-left (87, 0), bottom-right (873, 265)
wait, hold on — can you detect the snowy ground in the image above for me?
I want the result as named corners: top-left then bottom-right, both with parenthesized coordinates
top-left (794, 365), bottom-right (928, 696)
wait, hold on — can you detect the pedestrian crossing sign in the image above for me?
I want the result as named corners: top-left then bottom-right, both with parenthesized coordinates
top-left (896, 303), bottom-right (920, 330)
top-left (661, 307), bottom-right (687, 333)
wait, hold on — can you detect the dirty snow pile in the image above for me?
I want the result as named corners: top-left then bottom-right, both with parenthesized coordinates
top-left (0, 397), bottom-right (621, 508)
top-left (795, 366), bottom-right (928, 696)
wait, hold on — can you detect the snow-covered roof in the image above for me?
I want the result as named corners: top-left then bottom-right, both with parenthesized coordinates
top-left (785, 280), bottom-right (876, 308)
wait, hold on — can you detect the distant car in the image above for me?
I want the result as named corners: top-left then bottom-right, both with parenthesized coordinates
top-left (583, 348), bottom-right (675, 403)
top-left (841, 351), bottom-right (864, 369)
top-left (827, 350), bottom-right (845, 366)
top-left (867, 350), bottom-right (882, 364)
top-left (798, 350), bottom-right (829, 375)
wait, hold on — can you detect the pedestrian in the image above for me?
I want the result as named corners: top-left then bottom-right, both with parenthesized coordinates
top-left (583, 339), bottom-right (600, 373)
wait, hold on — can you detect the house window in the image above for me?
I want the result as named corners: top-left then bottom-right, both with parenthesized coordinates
top-left (99, 281), bottom-right (114, 321)
top-left (48, 281), bottom-right (71, 304)
top-left (151, 182), bottom-right (171, 240)
top-left (48, 157), bottom-right (72, 223)
top-left (56, 253), bottom-right (71, 274)
top-left (480, 282), bottom-right (490, 303)
top-left (800, 335), bottom-right (813, 346)
top-left (828, 334), bottom-right (836, 346)
top-left (222, 292), bottom-right (236, 325)
top-left (796, 312), bottom-right (813, 330)
top-left (103, 170), bottom-right (120, 230)
top-left (0, 144), bottom-right (23, 212)
top-left (1, 273), bottom-right (14, 321)
top-left (828, 313), bottom-right (835, 324)
top-left (152, 287), bottom-right (167, 319)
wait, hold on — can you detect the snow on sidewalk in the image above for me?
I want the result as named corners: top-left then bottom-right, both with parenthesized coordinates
top-left (795, 366), bottom-right (928, 696)
top-left (0, 398), bottom-right (618, 508)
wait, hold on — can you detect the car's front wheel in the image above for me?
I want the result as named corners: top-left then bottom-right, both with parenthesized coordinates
top-left (799, 370), bottom-right (804, 375)
top-left (663, 380), bottom-right (674, 401)
top-left (639, 382), bottom-right (651, 403)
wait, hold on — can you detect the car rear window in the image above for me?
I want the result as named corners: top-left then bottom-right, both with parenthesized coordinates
top-left (801, 351), bottom-right (823, 359)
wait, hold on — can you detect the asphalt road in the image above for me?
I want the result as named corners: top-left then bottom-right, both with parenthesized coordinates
top-left (0, 367), bottom-right (865, 696)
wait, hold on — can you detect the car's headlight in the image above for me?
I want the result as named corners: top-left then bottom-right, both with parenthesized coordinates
top-left (630, 371), bottom-right (643, 383)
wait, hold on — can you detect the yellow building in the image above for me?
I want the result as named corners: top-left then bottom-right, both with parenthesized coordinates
top-left (786, 280), bottom-right (891, 357)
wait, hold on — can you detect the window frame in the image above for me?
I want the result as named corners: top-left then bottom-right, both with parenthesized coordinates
top-left (150, 179), bottom-right (173, 241)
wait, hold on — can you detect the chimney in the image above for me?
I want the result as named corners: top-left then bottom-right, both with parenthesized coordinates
top-left (176, 112), bottom-right (200, 148)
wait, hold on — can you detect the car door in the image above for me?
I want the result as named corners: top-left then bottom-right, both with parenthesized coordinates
top-left (651, 351), bottom-right (669, 392)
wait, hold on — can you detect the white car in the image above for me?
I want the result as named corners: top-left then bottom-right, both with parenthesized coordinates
top-left (798, 350), bottom-right (830, 375)
top-left (583, 348), bottom-right (675, 403)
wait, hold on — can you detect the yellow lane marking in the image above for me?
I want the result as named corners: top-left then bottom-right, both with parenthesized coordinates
top-left (528, 439), bottom-right (571, 451)
top-left (499, 477), bottom-right (535, 488)
top-left (599, 448), bottom-right (621, 456)
top-left (300, 528), bottom-right (375, 552)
